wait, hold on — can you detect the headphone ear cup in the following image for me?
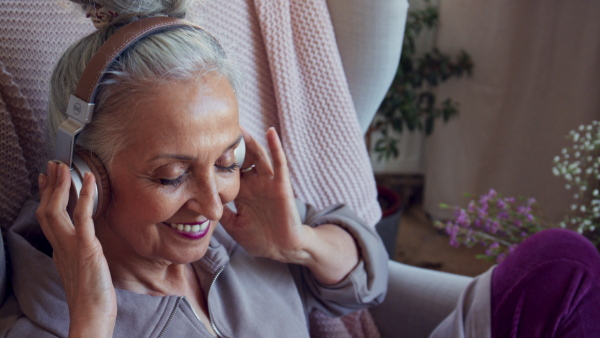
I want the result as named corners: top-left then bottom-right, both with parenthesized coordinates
top-left (67, 148), bottom-right (111, 220)
top-left (235, 137), bottom-right (246, 168)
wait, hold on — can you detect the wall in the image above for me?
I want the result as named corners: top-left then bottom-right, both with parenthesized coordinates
top-left (423, 1), bottom-right (600, 222)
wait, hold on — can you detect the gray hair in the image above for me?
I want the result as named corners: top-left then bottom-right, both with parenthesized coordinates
top-left (49, 0), bottom-right (241, 168)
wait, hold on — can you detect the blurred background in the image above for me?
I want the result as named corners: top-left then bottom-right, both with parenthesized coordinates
top-left (367, 0), bottom-right (600, 276)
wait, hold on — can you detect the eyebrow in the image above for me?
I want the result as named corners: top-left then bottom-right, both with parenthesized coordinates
top-left (148, 133), bottom-right (243, 162)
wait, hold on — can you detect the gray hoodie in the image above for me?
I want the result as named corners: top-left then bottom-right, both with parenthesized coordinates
top-left (0, 199), bottom-right (388, 337)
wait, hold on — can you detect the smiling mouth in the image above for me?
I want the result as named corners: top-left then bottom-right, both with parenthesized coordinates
top-left (164, 221), bottom-right (209, 234)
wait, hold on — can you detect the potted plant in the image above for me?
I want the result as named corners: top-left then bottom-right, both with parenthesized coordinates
top-left (372, 1), bottom-right (474, 258)
top-left (367, 0), bottom-right (474, 162)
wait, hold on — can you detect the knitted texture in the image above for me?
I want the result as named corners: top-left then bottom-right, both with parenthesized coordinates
top-left (0, 0), bottom-right (381, 335)
top-left (0, 0), bottom-right (92, 228)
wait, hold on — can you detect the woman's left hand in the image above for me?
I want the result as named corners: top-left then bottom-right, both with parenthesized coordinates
top-left (220, 128), bottom-right (311, 264)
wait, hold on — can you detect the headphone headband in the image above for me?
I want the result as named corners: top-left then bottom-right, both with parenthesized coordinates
top-left (55, 16), bottom-right (202, 167)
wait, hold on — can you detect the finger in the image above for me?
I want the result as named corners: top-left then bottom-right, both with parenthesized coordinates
top-left (219, 204), bottom-right (238, 233)
top-left (45, 163), bottom-right (75, 239)
top-left (240, 127), bottom-right (273, 175)
top-left (47, 163), bottom-right (72, 211)
top-left (265, 127), bottom-right (290, 180)
top-left (37, 161), bottom-right (59, 245)
top-left (73, 172), bottom-right (97, 244)
top-left (39, 161), bottom-right (56, 209)
top-left (38, 173), bottom-right (47, 196)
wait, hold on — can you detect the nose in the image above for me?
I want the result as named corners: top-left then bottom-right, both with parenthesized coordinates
top-left (184, 171), bottom-right (224, 221)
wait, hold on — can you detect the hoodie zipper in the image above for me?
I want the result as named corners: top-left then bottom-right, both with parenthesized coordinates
top-left (179, 264), bottom-right (228, 338)
top-left (207, 264), bottom-right (227, 338)
top-left (157, 296), bottom-right (183, 338)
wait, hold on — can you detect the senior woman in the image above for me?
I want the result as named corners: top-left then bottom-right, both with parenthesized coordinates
top-left (2, 1), bottom-right (388, 337)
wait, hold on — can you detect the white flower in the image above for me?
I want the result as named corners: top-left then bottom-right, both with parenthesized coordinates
top-left (565, 184), bottom-right (572, 190)
top-left (594, 189), bottom-right (599, 196)
top-left (580, 205), bottom-right (586, 212)
top-left (571, 204), bottom-right (578, 210)
top-left (552, 167), bottom-right (560, 176)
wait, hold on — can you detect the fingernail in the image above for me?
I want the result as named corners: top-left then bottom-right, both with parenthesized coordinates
top-left (46, 161), bottom-right (52, 175)
top-left (57, 163), bottom-right (66, 179)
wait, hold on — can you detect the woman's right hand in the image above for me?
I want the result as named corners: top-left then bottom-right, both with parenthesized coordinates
top-left (36, 161), bottom-right (117, 338)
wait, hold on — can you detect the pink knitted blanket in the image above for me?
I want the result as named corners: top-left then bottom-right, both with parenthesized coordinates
top-left (0, 1), bottom-right (381, 336)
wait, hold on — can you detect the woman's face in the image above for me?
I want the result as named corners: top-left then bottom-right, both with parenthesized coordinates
top-left (96, 73), bottom-right (241, 266)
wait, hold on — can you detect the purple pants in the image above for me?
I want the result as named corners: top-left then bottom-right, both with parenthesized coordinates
top-left (491, 228), bottom-right (600, 337)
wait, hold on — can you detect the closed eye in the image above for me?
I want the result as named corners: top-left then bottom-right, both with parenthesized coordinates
top-left (216, 163), bottom-right (239, 173)
top-left (160, 175), bottom-right (186, 187)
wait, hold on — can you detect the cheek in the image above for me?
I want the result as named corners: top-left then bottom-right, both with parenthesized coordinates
top-left (108, 182), bottom-right (183, 224)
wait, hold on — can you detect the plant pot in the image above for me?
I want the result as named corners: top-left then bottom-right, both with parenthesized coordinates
top-left (375, 185), bottom-right (403, 259)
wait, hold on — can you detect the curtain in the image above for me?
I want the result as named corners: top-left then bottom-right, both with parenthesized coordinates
top-left (424, 0), bottom-right (600, 223)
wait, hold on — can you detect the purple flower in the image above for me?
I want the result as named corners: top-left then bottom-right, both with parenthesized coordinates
top-left (527, 198), bottom-right (537, 206)
top-left (445, 221), bottom-right (455, 234)
top-left (479, 195), bottom-right (489, 208)
top-left (478, 204), bottom-right (489, 218)
top-left (498, 211), bottom-right (510, 220)
top-left (485, 242), bottom-right (500, 256)
top-left (497, 199), bottom-right (507, 210)
top-left (490, 221), bottom-right (500, 234)
top-left (455, 208), bottom-right (470, 227)
top-left (505, 197), bottom-right (516, 204)
top-left (447, 225), bottom-right (461, 248)
top-left (517, 206), bottom-right (531, 215)
top-left (467, 201), bottom-right (477, 213)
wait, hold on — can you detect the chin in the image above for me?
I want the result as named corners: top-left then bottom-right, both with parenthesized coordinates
top-left (163, 245), bottom-right (210, 265)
